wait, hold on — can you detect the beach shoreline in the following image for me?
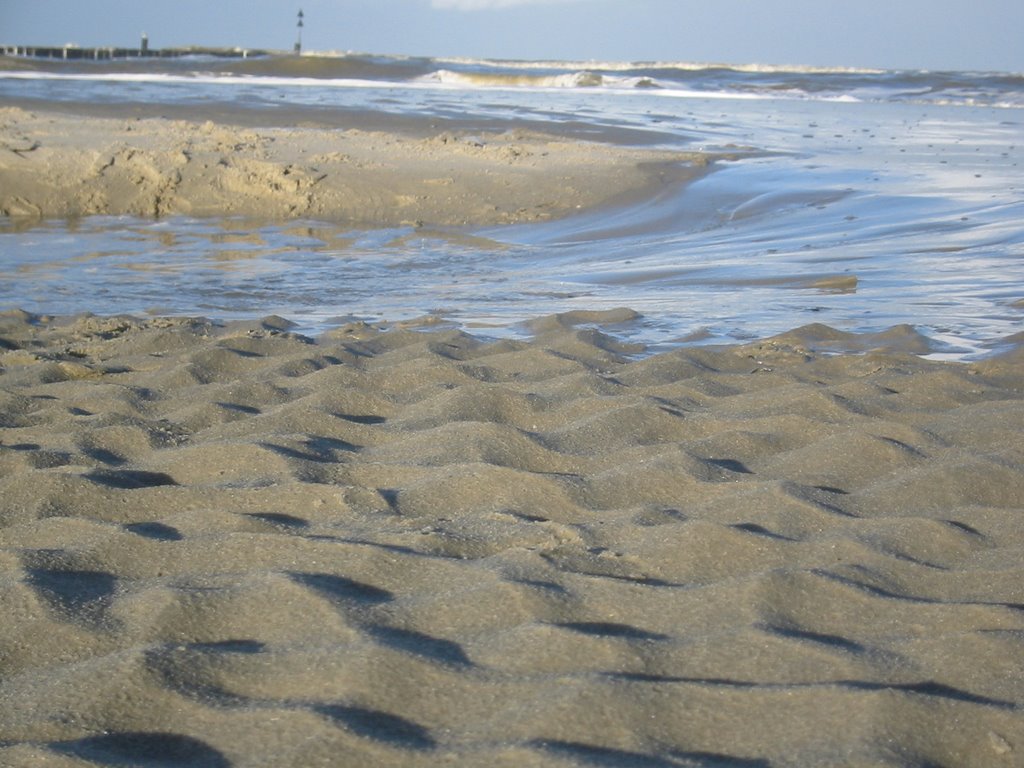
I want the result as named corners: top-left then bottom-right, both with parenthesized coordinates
top-left (1, 57), bottom-right (1023, 764)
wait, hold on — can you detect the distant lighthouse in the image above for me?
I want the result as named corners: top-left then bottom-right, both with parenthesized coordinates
top-left (294, 9), bottom-right (304, 54)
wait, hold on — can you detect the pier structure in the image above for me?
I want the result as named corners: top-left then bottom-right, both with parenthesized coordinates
top-left (0, 43), bottom-right (269, 61)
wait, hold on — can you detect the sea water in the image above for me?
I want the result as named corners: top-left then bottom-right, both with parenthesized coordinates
top-left (1, 54), bottom-right (1022, 358)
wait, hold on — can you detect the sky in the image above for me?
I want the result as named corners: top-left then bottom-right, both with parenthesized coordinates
top-left (2, 0), bottom-right (1023, 72)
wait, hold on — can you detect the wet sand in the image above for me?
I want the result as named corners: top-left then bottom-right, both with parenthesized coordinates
top-left (0, 105), bottom-right (704, 226)
top-left (1, 95), bottom-right (1022, 765)
top-left (1, 308), bottom-right (1022, 766)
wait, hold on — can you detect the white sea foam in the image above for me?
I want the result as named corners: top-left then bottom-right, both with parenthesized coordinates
top-left (430, 55), bottom-right (890, 75)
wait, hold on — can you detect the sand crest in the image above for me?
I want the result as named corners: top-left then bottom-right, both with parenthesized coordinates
top-left (1, 309), bottom-right (1021, 766)
top-left (0, 106), bottom-right (705, 225)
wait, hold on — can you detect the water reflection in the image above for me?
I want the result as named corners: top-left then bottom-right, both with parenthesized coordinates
top-left (1, 188), bottom-right (1021, 361)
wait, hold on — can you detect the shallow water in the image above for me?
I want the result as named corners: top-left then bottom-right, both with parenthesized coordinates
top-left (1, 57), bottom-right (1023, 359)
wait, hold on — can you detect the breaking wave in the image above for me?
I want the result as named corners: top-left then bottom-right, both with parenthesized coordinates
top-left (1, 51), bottom-right (1021, 107)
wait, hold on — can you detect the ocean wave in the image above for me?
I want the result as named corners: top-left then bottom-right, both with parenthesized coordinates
top-left (417, 68), bottom-right (661, 89)
top-left (429, 55), bottom-right (890, 76)
top-left (1, 52), bottom-right (1019, 107)
top-left (0, 69), bottom-right (1000, 107)
top-left (0, 70), bottom-right (408, 92)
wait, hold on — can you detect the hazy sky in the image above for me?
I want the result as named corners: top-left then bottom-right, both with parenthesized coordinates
top-left (3, 0), bottom-right (1022, 72)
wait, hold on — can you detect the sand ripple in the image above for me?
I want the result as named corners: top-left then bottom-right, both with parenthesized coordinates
top-left (1, 309), bottom-right (1022, 766)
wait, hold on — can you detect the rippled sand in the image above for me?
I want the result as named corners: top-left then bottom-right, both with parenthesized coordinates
top-left (1, 308), bottom-right (1021, 766)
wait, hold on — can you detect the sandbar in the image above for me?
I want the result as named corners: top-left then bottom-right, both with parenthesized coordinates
top-left (0, 105), bottom-right (707, 225)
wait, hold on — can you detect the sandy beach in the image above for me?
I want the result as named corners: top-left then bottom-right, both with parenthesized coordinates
top-left (1, 307), bottom-right (1022, 766)
top-left (0, 85), bottom-right (1023, 766)
top-left (0, 106), bottom-right (704, 225)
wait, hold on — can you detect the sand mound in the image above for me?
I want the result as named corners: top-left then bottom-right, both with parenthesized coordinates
top-left (1, 310), bottom-right (1022, 766)
top-left (0, 107), bottom-right (704, 226)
